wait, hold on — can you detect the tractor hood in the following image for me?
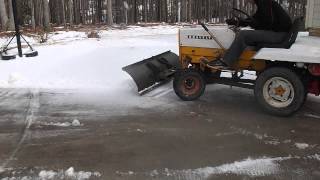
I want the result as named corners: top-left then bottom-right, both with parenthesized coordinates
top-left (179, 26), bottom-right (236, 49)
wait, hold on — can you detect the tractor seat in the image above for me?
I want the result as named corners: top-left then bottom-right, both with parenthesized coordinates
top-left (256, 17), bottom-right (303, 49)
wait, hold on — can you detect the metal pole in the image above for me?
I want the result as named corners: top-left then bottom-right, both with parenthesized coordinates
top-left (12, 0), bottom-right (22, 57)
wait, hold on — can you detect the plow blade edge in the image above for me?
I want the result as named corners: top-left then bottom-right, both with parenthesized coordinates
top-left (122, 51), bottom-right (180, 94)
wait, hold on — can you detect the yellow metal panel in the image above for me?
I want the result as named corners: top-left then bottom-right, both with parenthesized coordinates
top-left (235, 50), bottom-right (266, 71)
top-left (234, 50), bottom-right (256, 69)
top-left (180, 46), bottom-right (223, 64)
top-left (179, 46), bottom-right (266, 71)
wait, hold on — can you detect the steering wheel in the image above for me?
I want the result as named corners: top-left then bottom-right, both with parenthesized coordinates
top-left (231, 8), bottom-right (251, 20)
top-left (230, 8), bottom-right (253, 28)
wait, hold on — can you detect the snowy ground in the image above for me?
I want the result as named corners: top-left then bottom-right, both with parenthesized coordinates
top-left (0, 26), bottom-right (320, 180)
top-left (0, 25), bottom-right (179, 90)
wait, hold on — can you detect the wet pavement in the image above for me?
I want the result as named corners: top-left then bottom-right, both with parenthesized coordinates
top-left (0, 84), bottom-right (320, 180)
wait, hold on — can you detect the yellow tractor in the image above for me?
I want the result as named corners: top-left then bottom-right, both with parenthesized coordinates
top-left (124, 9), bottom-right (320, 116)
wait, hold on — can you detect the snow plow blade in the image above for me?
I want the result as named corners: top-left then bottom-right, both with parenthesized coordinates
top-left (123, 51), bottom-right (180, 95)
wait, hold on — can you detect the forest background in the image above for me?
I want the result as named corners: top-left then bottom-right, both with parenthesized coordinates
top-left (0, 0), bottom-right (306, 32)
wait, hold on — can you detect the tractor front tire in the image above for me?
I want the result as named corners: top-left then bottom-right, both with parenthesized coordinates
top-left (254, 67), bottom-right (306, 116)
top-left (173, 69), bottom-right (206, 101)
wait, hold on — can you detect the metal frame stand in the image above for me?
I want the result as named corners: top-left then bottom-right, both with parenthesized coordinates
top-left (0, 0), bottom-right (38, 60)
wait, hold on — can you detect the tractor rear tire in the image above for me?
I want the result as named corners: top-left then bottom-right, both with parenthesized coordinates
top-left (173, 69), bottom-right (206, 101)
top-left (254, 67), bottom-right (306, 116)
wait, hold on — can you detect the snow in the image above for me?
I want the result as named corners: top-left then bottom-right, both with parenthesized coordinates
top-left (39, 170), bottom-right (57, 179)
top-left (201, 159), bottom-right (288, 178)
top-left (0, 25), bottom-right (179, 91)
top-left (136, 129), bottom-right (145, 133)
top-left (181, 157), bottom-right (288, 178)
top-left (254, 33), bottom-right (320, 63)
top-left (305, 113), bottom-right (320, 119)
top-left (7, 72), bottom-right (23, 84)
top-left (65, 167), bottom-right (75, 176)
top-left (0, 25), bottom-right (318, 180)
top-left (307, 154), bottom-right (320, 161)
top-left (100, 25), bottom-right (179, 37)
top-left (0, 26), bottom-right (182, 112)
top-left (44, 122), bottom-right (72, 127)
top-left (64, 167), bottom-right (93, 179)
top-left (231, 127), bottom-right (283, 147)
top-left (116, 157), bottom-right (291, 178)
top-left (1, 167), bottom-right (101, 180)
top-left (150, 170), bottom-right (159, 177)
top-left (0, 35), bottom-right (37, 49)
top-left (221, 70), bottom-right (256, 80)
top-left (72, 119), bottom-right (82, 126)
top-left (295, 143), bottom-right (310, 150)
top-left (47, 31), bottom-right (87, 44)
top-left (42, 119), bottom-right (83, 127)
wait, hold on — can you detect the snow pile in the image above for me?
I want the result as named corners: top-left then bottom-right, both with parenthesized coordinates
top-left (71, 119), bottom-right (82, 126)
top-left (47, 31), bottom-right (87, 44)
top-left (130, 157), bottom-right (290, 179)
top-left (184, 157), bottom-right (285, 178)
top-left (39, 170), bottom-right (57, 179)
top-left (295, 143), bottom-right (309, 150)
top-left (42, 119), bottom-right (83, 127)
top-left (63, 167), bottom-right (94, 179)
top-left (1, 167), bottom-right (101, 180)
top-left (307, 154), bottom-right (320, 161)
top-left (44, 122), bottom-right (71, 127)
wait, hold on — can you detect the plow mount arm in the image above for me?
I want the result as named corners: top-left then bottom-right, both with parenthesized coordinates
top-left (200, 23), bottom-right (226, 51)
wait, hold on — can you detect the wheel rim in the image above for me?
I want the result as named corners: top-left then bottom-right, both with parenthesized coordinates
top-left (180, 76), bottom-right (201, 96)
top-left (262, 77), bottom-right (295, 108)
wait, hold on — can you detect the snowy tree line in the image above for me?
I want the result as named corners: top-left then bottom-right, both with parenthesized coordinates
top-left (0, 0), bottom-right (306, 31)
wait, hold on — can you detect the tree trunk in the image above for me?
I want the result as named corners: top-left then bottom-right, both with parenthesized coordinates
top-left (43, 0), bottom-right (50, 30)
top-left (68, 0), bottom-right (74, 25)
top-left (35, 0), bottom-right (43, 27)
top-left (30, 0), bottom-right (36, 29)
top-left (143, 0), bottom-right (147, 22)
top-left (7, 0), bottom-right (15, 30)
top-left (0, 0), bottom-right (9, 30)
top-left (73, 0), bottom-right (80, 24)
top-left (181, 0), bottom-right (186, 22)
top-left (60, 0), bottom-right (66, 26)
top-left (188, 0), bottom-right (192, 22)
top-left (107, 0), bottom-right (113, 25)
